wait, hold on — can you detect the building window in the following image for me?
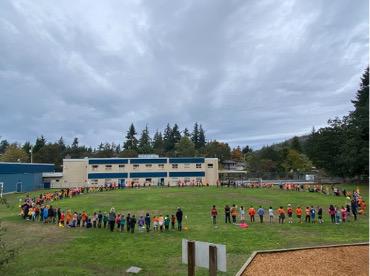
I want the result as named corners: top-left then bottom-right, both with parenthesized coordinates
top-left (145, 164), bottom-right (152, 168)
top-left (207, 164), bottom-right (213, 168)
top-left (119, 164), bottom-right (125, 168)
top-left (172, 164), bottom-right (178, 169)
top-left (105, 165), bottom-right (112, 170)
top-left (90, 179), bottom-right (98, 185)
top-left (196, 164), bottom-right (202, 169)
top-left (56, 179), bottom-right (60, 182)
top-left (133, 164), bottom-right (139, 169)
top-left (92, 165), bottom-right (99, 171)
top-left (158, 164), bottom-right (164, 169)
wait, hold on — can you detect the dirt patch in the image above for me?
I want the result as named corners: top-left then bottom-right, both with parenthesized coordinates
top-left (242, 245), bottom-right (369, 276)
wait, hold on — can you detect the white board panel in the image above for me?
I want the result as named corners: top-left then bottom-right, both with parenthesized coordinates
top-left (182, 239), bottom-right (227, 272)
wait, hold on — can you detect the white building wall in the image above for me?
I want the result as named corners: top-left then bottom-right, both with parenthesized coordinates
top-left (61, 157), bottom-right (219, 188)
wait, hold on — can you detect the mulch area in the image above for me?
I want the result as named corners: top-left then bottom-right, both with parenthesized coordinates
top-left (242, 245), bottom-right (369, 276)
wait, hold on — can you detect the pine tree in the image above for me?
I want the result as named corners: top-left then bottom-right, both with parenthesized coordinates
top-left (123, 123), bottom-right (138, 151)
top-left (152, 130), bottom-right (164, 155)
top-left (172, 124), bottom-right (181, 145)
top-left (291, 136), bottom-right (301, 152)
top-left (198, 124), bottom-right (206, 149)
top-left (33, 136), bottom-right (46, 153)
top-left (183, 128), bottom-right (191, 138)
top-left (163, 123), bottom-right (174, 152)
top-left (138, 125), bottom-right (152, 154)
top-left (191, 122), bottom-right (199, 147)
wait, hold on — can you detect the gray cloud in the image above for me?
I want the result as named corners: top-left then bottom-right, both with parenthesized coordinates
top-left (0, 0), bottom-right (368, 149)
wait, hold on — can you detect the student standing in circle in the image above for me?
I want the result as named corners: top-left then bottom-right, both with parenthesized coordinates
top-left (108, 208), bottom-right (116, 232)
top-left (210, 205), bottom-right (218, 225)
top-left (176, 207), bottom-right (183, 231)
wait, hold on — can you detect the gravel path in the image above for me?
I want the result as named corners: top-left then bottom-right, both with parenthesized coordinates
top-left (243, 245), bottom-right (369, 276)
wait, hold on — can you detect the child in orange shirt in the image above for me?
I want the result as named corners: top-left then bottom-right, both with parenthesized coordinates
top-left (66, 210), bottom-right (72, 225)
top-left (277, 206), bottom-right (285, 224)
top-left (81, 211), bottom-right (88, 227)
top-left (248, 206), bottom-right (256, 222)
top-left (231, 204), bottom-right (238, 224)
top-left (295, 207), bottom-right (302, 223)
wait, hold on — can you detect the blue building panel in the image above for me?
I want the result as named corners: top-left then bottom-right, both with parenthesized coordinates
top-left (169, 171), bottom-right (205, 177)
top-left (0, 163), bottom-right (54, 174)
top-left (169, 158), bottom-right (205, 164)
top-left (0, 163), bottom-right (54, 193)
top-left (0, 173), bottom-right (44, 193)
top-left (130, 158), bottom-right (167, 164)
top-left (88, 159), bottom-right (129, 165)
top-left (88, 173), bottom-right (128, 179)
top-left (130, 172), bottom-right (167, 178)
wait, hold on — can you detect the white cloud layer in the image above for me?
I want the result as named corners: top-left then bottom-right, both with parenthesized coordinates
top-left (0, 0), bottom-right (368, 148)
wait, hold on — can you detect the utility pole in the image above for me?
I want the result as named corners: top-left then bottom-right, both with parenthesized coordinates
top-left (29, 146), bottom-right (33, 163)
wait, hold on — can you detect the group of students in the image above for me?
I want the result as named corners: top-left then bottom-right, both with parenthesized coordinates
top-left (102, 208), bottom-right (184, 233)
top-left (210, 197), bottom-right (366, 226)
top-left (20, 196), bottom-right (185, 234)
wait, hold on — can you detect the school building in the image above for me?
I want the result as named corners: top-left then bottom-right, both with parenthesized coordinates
top-left (60, 157), bottom-right (219, 188)
top-left (0, 162), bottom-right (55, 193)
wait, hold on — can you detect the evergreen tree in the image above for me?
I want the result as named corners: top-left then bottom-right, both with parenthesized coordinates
top-left (242, 145), bottom-right (253, 154)
top-left (0, 139), bottom-right (9, 154)
top-left (138, 125), bottom-right (152, 154)
top-left (191, 122), bottom-right (199, 146)
top-left (33, 136), bottom-right (46, 152)
top-left (172, 124), bottom-right (181, 145)
top-left (163, 123), bottom-right (174, 152)
top-left (175, 137), bottom-right (196, 157)
top-left (291, 136), bottom-right (301, 152)
top-left (152, 130), bottom-right (164, 155)
top-left (22, 142), bottom-right (32, 157)
top-left (198, 124), bottom-right (206, 149)
top-left (123, 123), bottom-right (138, 151)
top-left (183, 128), bottom-right (191, 138)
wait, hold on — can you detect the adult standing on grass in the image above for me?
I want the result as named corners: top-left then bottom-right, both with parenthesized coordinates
top-left (224, 205), bottom-right (231, 223)
top-left (145, 213), bottom-right (151, 232)
top-left (210, 205), bottom-right (218, 225)
top-left (257, 206), bottom-right (264, 223)
top-left (176, 207), bottom-right (183, 231)
top-left (108, 208), bottom-right (116, 232)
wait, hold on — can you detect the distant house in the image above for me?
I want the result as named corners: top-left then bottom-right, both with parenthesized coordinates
top-left (221, 160), bottom-right (246, 171)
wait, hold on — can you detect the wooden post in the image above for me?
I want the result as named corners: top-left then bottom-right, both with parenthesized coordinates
top-left (188, 241), bottom-right (195, 276)
top-left (209, 245), bottom-right (217, 276)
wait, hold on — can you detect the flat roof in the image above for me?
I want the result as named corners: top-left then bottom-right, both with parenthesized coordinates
top-left (0, 163), bottom-right (55, 174)
top-left (219, 170), bottom-right (248, 174)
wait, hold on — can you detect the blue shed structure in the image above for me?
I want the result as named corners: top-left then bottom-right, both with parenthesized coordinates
top-left (0, 162), bottom-right (55, 193)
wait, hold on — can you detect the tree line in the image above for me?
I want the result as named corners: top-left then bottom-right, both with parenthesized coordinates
top-left (0, 122), bottom-right (238, 171)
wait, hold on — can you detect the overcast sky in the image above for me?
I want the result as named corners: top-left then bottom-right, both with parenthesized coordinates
top-left (0, 0), bottom-right (368, 149)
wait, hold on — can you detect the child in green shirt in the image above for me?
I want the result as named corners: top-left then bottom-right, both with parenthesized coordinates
top-left (164, 215), bottom-right (170, 231)
top-left (120, 215), bottom-right (126, 232)
top-left (103, 213), bottom-right (108, 229)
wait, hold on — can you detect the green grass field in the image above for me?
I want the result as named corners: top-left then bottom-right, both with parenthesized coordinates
top-left (0, 185), bottom-right (368, 275)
